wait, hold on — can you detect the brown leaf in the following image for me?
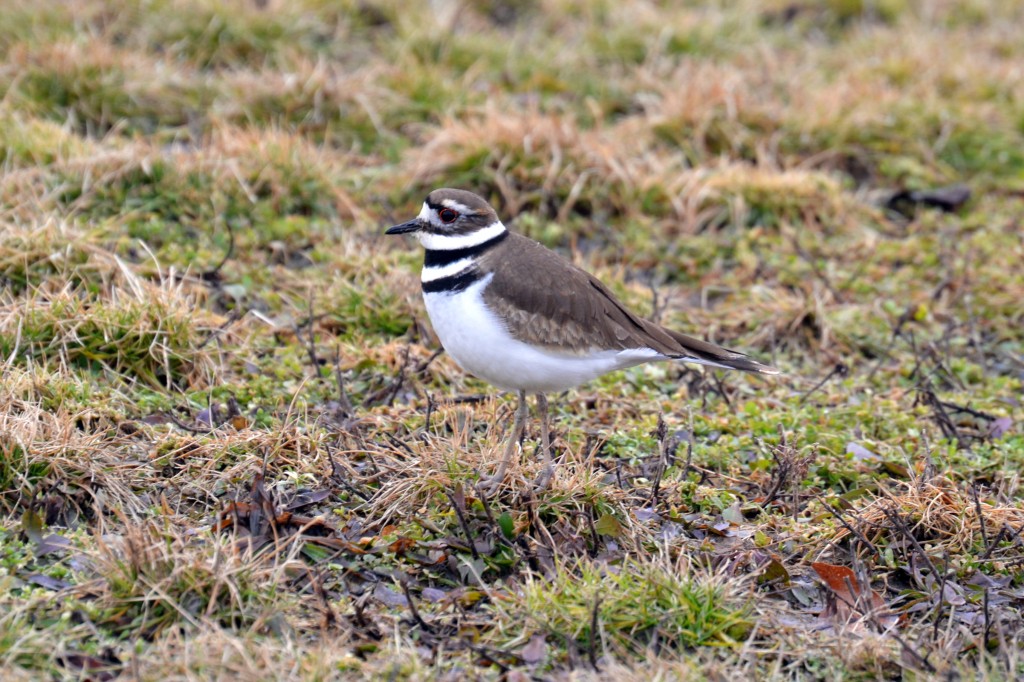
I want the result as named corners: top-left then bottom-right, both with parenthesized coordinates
top-left (452, 482), bottom-right (466, 511)
top-left (389, 536), bottom-right (418, 556)
top-left (811, 562), bottom-right (900, 629)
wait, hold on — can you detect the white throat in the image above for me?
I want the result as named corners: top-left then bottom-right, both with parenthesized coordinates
top-left (417, 221), bottom-right (507, 251)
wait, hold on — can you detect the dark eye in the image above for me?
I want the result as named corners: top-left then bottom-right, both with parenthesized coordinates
top-left (439, 208), bottom-right (458, 223)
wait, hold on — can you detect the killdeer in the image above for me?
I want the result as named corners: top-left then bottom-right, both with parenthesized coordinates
top-left (386, 188), bottom-right (778, 490)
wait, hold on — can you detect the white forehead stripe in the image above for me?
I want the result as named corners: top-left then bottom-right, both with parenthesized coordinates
top-left (417, 202), bottom-right (440, 227)
top-left (417, 222), bottom-right (507, 251)
top-left (421, 258), bottom-right (474, 282)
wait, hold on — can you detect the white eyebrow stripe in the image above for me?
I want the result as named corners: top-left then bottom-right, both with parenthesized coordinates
top-left (440, 199), bottom-right (473, 213)
top-left (421, 258), bottom-right (475, 282)
top-left (416, 222), bottom-right (507, 250)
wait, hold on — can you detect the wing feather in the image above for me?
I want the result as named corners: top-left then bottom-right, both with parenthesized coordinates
top-left (478, 234), bottom-right (777, 374)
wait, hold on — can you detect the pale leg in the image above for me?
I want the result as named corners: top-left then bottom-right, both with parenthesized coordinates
top-left (479, 389), bottom-right (528, 492)
top-left (533, 392), bottom-right (553, 490)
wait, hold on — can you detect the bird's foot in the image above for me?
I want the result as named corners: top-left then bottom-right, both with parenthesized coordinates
top-left (532, 465), bottom-right (553, 492)
top-left (476, 472), bottom-right (505, 497)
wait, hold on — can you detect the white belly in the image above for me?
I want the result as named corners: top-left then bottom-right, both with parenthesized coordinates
top-left (423, 274), bottom-right (662, 393)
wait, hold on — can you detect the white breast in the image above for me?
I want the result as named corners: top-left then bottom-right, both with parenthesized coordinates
top-left (422, 274), bottom-right (663, 393)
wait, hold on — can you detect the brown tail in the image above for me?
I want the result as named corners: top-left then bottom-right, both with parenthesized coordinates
top-left (665, 329), bottom-right (779, 375)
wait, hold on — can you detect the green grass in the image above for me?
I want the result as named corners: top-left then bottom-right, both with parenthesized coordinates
top-left (498, 558), bottom-right (752, 657)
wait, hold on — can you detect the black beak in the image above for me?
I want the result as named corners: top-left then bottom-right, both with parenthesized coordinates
top-left (385, 219), bottom-right (422, 235)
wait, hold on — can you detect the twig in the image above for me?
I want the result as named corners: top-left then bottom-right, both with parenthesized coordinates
top-left (384, 346), bottom-right (411, 406)
top-left (586, 506), bottom-right (600, 557)
top-left (383, 432), bottom-right (416, 459)
top-left (333, 347), bottom-right (354, 417)
top-left (295, 293), bottom-right (325, 377)
top-left (168, 411), bottom-right (214, 434)
top-left (981, 523), bottom-right (1024, 561)
top-left (882, 506), bottom-right (939, 577)
top-left (445, 490), bottom-right (480, 560)
top-left (400, 580), bottom-right (431, 631)
top-left (819, 497), bottom-right (882, 560)
top-left (196, 221), bottom-right (235, 283)
top-left (649, 415), bottom-right (668, 506)
top-left (198, 308), bottom-right (242, 349)
top-left (588, 595), bottom-right (602, 671)
top-left (972, 483), bottom-right (989, 550)
top-left (914, 381), bottom-right (962, 444)
top-left (710, 370), bottom-right (733, 411)
top-left (791, 228), bottom-right (843, 302)
top-left (983, 587), bottom-right (991, 649)
top-left (932, 552), bottom-right (950, 642)
top-left (325, 444), bottom-right (371, 502)
top-left (939, 400), bottom-right (996, 422)
top-left (476, 486), bottom-right (510, 551)
top-left (413, 347), bottom-right (444, 377)
top-left (978, 525), bottom-right (1007, 561)
top-left (835, 577), bottom-right (935, 673)
top-left (647, 278), bottom-right (666, 325)
top-left (423, 393), bottom-right (435, 435)
top-left (799, 363), bottom-right (848, 405)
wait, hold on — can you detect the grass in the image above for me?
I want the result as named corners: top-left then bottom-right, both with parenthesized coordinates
top-left (1, 0), bottom-right (1023, 678)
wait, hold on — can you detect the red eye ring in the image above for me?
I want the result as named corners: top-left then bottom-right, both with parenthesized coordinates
top-left (439, 208), bottom-right (458, 223)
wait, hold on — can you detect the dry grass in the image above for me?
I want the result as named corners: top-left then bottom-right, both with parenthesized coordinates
top-left (1, 0), bottom-right (1023, 679)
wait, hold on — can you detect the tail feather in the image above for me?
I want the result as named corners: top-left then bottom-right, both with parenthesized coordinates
top-left (664, 329), bottom-right (779, 375)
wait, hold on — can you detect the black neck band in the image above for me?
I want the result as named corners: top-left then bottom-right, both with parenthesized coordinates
top-left (421, 268), bottom-right (484, 294)
top-left (423, 230), bottom-right (508, 268)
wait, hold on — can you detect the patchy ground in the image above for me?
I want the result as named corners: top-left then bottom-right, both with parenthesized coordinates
top-left (1, 0), bottom-right (1023, 679)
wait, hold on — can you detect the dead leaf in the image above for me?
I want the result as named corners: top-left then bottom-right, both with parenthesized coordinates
top-left (988, 416), bottom-right (1012, 439)
top-left (846, 443), bottom-right (879, 462)
top-left (594, 513), bottom-right (623, 538)
top-left (283, 490), bottom-right (332, 511)
top-left (757, 559), bottom-right (791, 586)
top-left (420, 587), bottom-right (448, 602)
top-left (21, 509), bottom-right (71, 558)
top-left (885, 183), bottom-right (971, 215)
top-left (722, 502), bottom-right (744, 525)
top-left (811, 562), bottom-right (900, 629)
top-left (373, 583), bottom-right (409, 608)
top-left (520, 634), bottom-right (547, 665)
top-left (389, 537), bottom-right (418, 555)
top-left (26, 573), bottom-right (72, 591)
top-left (57, 650), bottom-right (121, 682)
top-left (880, 461), bottom-right (910, 478)
top-left (452, 482), bottom-right (465, 511)
top-left (633, 508), bottom-right (660, 523)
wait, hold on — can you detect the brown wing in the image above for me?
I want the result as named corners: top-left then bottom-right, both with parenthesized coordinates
top-left (479, 233), bottom-right (777, 374)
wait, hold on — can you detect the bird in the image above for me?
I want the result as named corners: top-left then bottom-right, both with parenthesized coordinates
top-left (386, 188), bottom-right (778, 491)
